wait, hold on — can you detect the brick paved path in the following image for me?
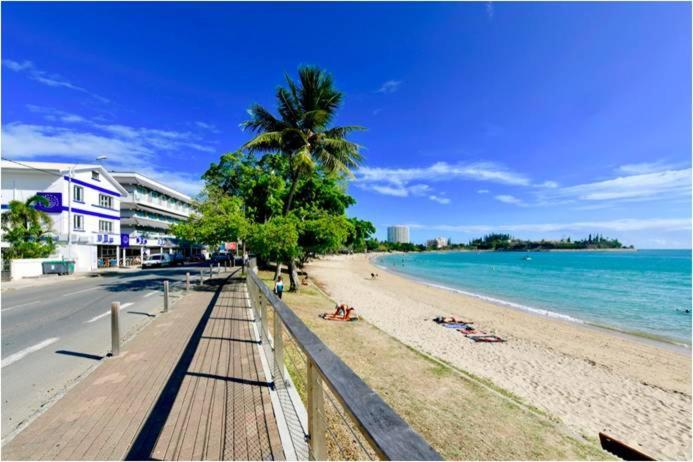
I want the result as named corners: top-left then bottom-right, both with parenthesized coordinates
top-left (2, 274), bottom-right (284, 461)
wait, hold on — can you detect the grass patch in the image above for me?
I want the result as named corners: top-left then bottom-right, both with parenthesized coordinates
top-left (258, 270), bottom-right (612, 460)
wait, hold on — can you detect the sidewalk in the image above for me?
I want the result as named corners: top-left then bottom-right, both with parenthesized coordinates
top-left (2, 272), bottom-right (285, 461)
top-left (1, 266), bottom-right (139, 292)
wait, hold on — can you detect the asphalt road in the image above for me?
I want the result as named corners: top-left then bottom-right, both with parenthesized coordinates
top-left (0, 263), bottom-right (221, 444)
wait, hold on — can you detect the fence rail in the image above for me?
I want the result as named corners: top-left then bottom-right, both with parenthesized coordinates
top-left (245, 259), bottom-right (441, 461)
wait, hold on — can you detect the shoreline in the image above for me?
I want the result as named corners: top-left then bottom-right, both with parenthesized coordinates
top-left (306, 253), bottom-right (692, 460)
top-left (371, 256), bottom-right (691, 353)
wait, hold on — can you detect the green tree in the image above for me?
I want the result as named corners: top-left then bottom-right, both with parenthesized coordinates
top-left (246, 215), bottom-right (301, 268)
top-left (170, 190), bottom-right (249, 247)
top-left (298, 213), bottom-right (353, 264)
top-left (345, 217), bottom-right (376, 252)
top-left (1, 195), bottom-right (56, 259)
top-left (241, 66), bottom-right (365, 290)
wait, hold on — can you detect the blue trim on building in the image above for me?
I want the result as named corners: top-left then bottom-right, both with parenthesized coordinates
top-left (64, 176), bottom-right (122, 197)
top-left (63, 206), bottom-right (119, 220)
top-left (1, 204), bottom-right (8, 209)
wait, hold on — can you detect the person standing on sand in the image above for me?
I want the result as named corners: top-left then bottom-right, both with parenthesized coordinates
top-left (274, 276), bottom-right (284, 299)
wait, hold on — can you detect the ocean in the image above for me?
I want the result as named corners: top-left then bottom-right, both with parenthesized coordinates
top-left (375, 249), bottom-right (692, 345)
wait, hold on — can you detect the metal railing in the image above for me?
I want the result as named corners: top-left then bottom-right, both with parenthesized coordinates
top-left (245, 259), bottom-right (441, 461)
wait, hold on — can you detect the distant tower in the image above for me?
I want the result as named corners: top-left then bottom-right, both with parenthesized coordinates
top-left (387, 225), bottom-right (410, 244)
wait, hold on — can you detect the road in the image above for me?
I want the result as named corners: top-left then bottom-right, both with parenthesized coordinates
top-left (0, 263), bottom-right (220, 444)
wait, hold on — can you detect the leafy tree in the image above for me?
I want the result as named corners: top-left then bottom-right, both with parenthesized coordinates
top-left (345, 218), bottom-right (376, 252)
top-left (246, 215), bottom-right (300, 267)
top-left (298, 213), bottom-right (353, 264)
top-left (1, 195), bottom-right (56, 259)
top-left (241, 66), bottom-right (364, 290)
top-left (170, 190), bottom-right (249, 247)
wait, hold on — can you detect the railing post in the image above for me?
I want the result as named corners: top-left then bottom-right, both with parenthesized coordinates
top-left (163, 280), bottom-right (169, 312)
top-left (186, 272), bottom-right (190, 291)
top-left (273, 311), bottom-right (284, 380)
top-left (307, 360), bottom-right (326, 460)
top-left (111, 301), bottom-right (120, 356)
top-left (260, 293), bottom-right (268, 342)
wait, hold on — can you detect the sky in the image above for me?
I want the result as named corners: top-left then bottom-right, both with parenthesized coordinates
top-left (2, 1), bottom-right (691, 248)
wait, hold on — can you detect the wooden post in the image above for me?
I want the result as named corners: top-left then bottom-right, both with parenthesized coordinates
top-left (273, 312), bottom-right (284, 380)
top-left (111, 302), bottom-right (120, 356)
top-left (307, 360), bottom-right (326, 460)
top-left (260, 294), bottom-right (268, 342)
top-left (163, 280), bottom-right (169, 312)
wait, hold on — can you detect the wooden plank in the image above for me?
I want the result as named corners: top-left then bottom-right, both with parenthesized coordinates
top-left (599, 432), bottom-right (656, 461)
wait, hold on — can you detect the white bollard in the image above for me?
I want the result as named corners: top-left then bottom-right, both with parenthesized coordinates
top-left (111, 302), bottom-right (120, 356)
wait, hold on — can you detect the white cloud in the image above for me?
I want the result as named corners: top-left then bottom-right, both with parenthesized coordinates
top-left (548, 168), bottom-right (691, 202)
top-left (616, 161), bottom-right (682, 175)
top-left (429, 195), bottom-right (451, 205)
top-left (477, 189), bottom-right (490, 194)
top-left (406, 218), bottom-right (691, 234)
top-left (357, 161), bottom-right (532, 187)
top-left (2, 110), bottom-right (216, 196)
top-left (486, 2), bottom-right (494, 20)
top-left (3, 59), bottom-right (109, 103)
top-left (194, 121), bottom-right (220, 133)
top-left (495, 194), bottom-right (525, 206)
top-left (377, 80), bottom-right (402, 94)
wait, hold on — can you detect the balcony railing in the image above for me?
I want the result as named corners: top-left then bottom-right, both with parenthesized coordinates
top-left (245, 259), bottom-right (441, 461)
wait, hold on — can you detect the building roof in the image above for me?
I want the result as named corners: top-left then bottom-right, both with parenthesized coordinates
top-left (1, 160), bottom-right (129, 196)
top-left (110, 172), bottom-right (192, 203)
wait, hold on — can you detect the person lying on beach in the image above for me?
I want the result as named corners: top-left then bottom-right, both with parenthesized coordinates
top-left (319, 304), bottom-right (358, 321)
top-left (457, 325), bottom-right (480, 335)
top-left (433, 316), bottom-right (474, 325)
top-left (467, 334), bottom-right (505, 343)
top-left (370, 272), bottom-right (376, 279)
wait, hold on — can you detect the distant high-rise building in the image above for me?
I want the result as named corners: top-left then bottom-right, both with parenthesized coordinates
top-left (426, 237), bottom-right (450, 249)
top-left (387, 225), bottom-right (410, 243)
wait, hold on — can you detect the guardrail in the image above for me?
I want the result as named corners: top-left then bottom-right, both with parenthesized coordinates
top-left (245, 258), bottom-right (441, 461)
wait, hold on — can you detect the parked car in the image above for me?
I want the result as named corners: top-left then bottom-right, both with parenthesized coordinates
top-left (142, 253), bottom-right (172, 268)
top-left (211, 253), bottom-right (232, 264)
top-left (170, 253), bottom-right (186, 266)
top-left (190, 254), bottom-right (206, 262)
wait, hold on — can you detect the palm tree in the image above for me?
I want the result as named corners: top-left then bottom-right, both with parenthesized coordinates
top-left (1, 195), bottom-right (56, 259)
top-left (242, 66), bottom-right (364, 290)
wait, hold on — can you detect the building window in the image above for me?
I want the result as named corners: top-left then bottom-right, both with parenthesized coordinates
top-left (99, 220), bottom-right (113, 233)
top-left (91, 170), bottom-right (100, 181)
top-left (73, 215), bottom-right (84, 231)
top-left (99, 194), bottom-right (114, 209)
top-left (73, 185), bottom-right (84, 202)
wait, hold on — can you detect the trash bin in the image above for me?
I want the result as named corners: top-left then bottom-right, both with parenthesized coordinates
top-left (42, 260), bottom-right (75, 275)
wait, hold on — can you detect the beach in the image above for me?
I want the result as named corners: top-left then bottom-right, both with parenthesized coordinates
top-left (306, 253), bottom-right (692, 460)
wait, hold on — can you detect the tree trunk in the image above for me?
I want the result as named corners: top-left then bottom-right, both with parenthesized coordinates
top-left (287, 259), bottom-right (299, 292)
top-left (283, 169), bottom-right (301, 291)
top-left (274, 262), bottom-right (282, 281)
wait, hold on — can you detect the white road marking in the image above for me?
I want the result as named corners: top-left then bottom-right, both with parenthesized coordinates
top-left (85, 302), bottom-right (134, 324)
top-left (62, 287), bottom-right (98, 297)
top-left (2, 300), bottom-right (40, 312)
top-left (144, 291), bottom-right (159, 298)
top-left (1, 337), bottom-right (60, 368)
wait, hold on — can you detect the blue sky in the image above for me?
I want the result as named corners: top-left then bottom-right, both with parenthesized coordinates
top-left (2, 2), bottom-right (691, 248)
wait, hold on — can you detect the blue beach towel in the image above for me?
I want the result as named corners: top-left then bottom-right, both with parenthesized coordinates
top-left (441, 323), bottom-right (471, 329)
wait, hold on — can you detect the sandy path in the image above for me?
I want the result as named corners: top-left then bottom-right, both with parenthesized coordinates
top-left (306, 254), bottom-right (692, 460)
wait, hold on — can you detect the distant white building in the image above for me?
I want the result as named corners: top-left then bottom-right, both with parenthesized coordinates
top-left (387, 225), bottom-right (410, 244)
top-left (1, 160), bottom-right (128, 272)
top-left (426, 236), bottom-right (449, 249)
top-left (111, 172), bottom-right (196, 262)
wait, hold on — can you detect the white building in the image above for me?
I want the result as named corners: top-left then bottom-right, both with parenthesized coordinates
top-left (387, 225), bottom-right (410, 244)
top-left (426, 236), bottom-right (449, 249)
top-left (111, 172), bottom-right (196, 263)
top-left (1, 160), bottom-right (127, 272)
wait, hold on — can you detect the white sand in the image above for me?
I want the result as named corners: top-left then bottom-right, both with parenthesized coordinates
top-left (306, 253), bottom-right (692, 460)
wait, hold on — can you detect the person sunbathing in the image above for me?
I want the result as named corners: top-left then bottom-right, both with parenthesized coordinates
top-left (320, 304), bottom-right (358, 321)
top-left (433, 316), bottom-right (474, 325)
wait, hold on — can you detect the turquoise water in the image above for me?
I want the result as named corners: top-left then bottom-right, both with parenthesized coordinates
top-left (375, 250), bottom-right (692, 345)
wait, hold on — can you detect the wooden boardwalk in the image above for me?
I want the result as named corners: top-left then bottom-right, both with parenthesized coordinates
top-left (2, 274), bottom-right (285, 461)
